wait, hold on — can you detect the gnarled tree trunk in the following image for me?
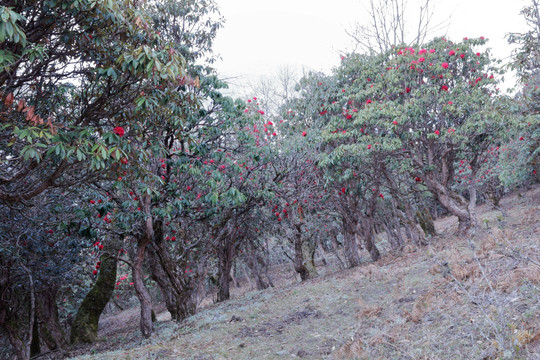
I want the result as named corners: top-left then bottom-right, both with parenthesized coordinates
top-left (2, 265), bottom-right (35, 360)
top-left (424, 175), bottom-right (478, 234)
top-left (70, 255), bottom-right (116, 344)
top-left (132, 237), bottom-right (153, 338)
top-left (293, 234), bottom-right (310, 281)
top-left (149, 219), bottom-right (200, 321)
top-left (35, 286), bottom-right (66, 353)
top-left (342, 223), bottom-right (361, 268)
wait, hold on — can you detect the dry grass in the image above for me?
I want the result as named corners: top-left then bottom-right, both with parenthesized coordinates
top-left (68, 185), bottom-right (540, 360)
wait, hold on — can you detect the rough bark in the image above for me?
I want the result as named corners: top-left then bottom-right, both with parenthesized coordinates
top-left (217, 258), bottom-right (233, 302)
top-left (302, 240), bottom-right (319, 278)
top-left (216, 236), bottom-right (234, 302)
top-left (292, 227), bottom-right (310, 281)
top-left (424, 176), bottom-right (478, 234)
top-left (342, 223), bottom-right (361, 268)
top-left (148, 248), bottom-right (178, 320)
top-left (70, 255), bottom-right (116, 344)
top-left (5, 265), bottom-right (35, 360)
top-left (132, 237), bottom-right (153, 338)
top-left (245, 245), bottom-right (270, 290)
top-left (402, 202), bottom-right (427, 246)
top-left (35, 286), bottom-right (66, 352)
top-left (331, 234), bottom-right (346, 270)
top-left (150, 220), bottom-right (198, 321)
top-left (360, 221), bottom-right (381, 262)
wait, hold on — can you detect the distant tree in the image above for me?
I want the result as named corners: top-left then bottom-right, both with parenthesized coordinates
top-left (347, 0), bottom-right (447, 55)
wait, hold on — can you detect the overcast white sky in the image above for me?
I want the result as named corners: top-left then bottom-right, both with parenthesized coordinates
top-left (212, 0), bottom-right (530, 95)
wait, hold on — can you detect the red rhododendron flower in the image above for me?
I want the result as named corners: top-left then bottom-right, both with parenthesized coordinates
top-left (434, 130), bottom-right (440, 135)
top-left (476, 52), bottom-right (481, 57)
top-left (441, 85), bottom-right (449, 91)
top-left (406, 87), bottom-right (411, 93)
top-left (366, 99), bottom-right (372, 104)
top-left (442, 62), bottom-right (449, 69)
top-left (367, 144), bottom-right (372, 150)
top-left (113, 126), bottom-right (125, 136)
top-left (460, 53), bottom-right (465, 59)
top-left (392, 121), bottom-right (398, 125)
top-left (449, 50), bottom-right (455, 56)
top-left (429, 49), bottom-right (435, 53)
top-left (302, 131), bottom-right (307, 137)
top-left (419, 57), bottom-right (425, 62)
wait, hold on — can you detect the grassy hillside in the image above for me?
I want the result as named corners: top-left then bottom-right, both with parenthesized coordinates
top-left (68, 186), bottom-right (540, 360)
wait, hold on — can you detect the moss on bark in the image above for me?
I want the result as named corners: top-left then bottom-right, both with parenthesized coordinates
top-left (70, 255), bottom-right (117, 344)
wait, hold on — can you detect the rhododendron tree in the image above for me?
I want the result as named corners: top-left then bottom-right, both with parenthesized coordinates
top-left (321, 37), bottom-right (511, 233)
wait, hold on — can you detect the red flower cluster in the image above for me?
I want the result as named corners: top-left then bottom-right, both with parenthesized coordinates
top-left (113, 126), bottom-right (125, 136)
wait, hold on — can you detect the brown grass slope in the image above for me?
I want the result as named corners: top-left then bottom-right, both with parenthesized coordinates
top-left (69, 186), bottom-right (540, 360)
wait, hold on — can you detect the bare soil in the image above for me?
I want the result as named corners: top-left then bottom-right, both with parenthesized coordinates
top-left (67, 185), bottom-right (540, 359)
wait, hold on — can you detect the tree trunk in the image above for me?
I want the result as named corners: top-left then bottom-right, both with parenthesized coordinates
top-left (150, 219), bottom-right (199, 321)
top-left (359, 220), bottom-right (380, 262)
top-left (293, 234), bottom-right (310, 281)
top-left (5, 324), bottom-right (28, 360)
top-left (5, 265), bottom-right (35, 360)
top-left (343, 225), bottom-right (361, 268)
top-left (216, 237), bottom-right (234, 302)
top-left (132, 238), bottom-right (153, 338)
top-left (30, 313), bottom-right (40, 357)
top-left (331, 234), bottom-right (346, 270)
top-left (242, 264), bottom-right (254, 290)
top-left (230, 262), bottom-right (240, 288)
top-left (217, 261), bottom-right (232, 302)
top-left (302, 240), bottom-right (318, 278)
top-left (424, 177), bottom-right (477, 234)
top-left (383, 222), bottom-right (400, 250)
top-left (35, 286), bottom-right (66, 352)
top-left (246, 246), bottom-right (270, 290)
top-left (148, 248), bottom-right (178, 320)
top-left (70, 255), bottom-right (117, 344)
